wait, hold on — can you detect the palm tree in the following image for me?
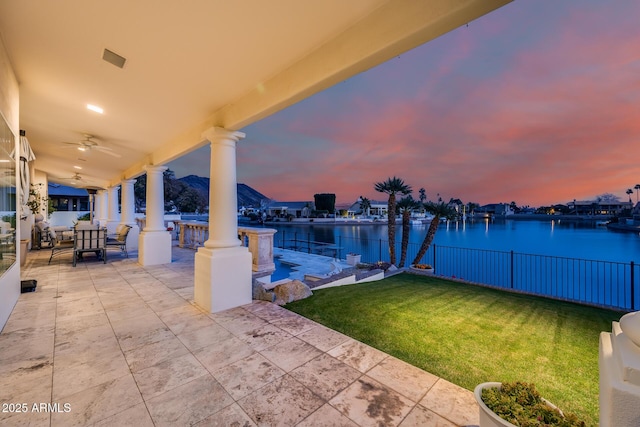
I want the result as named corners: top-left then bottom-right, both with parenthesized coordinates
top-left (412, 201), bottom-right (457, 266)
top-left (374, 177), bottom-right (412, 265)
top-left (627, 188), bottom-right (633, 203)
top-left (418, 188), bottom-right (426, 203)
top-left (359, 196), bottom-right (371, 218)
top-left (396, 195), bottom-right (418, 268)
top-left (635, 184), bottom-right (640, 204)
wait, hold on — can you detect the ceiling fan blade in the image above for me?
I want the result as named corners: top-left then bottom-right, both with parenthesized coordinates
top-left (93, 146), bottom-right (122, 158)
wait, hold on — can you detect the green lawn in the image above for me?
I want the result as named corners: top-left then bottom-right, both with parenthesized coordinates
top-left (284, 273), bottom-right (623, 426)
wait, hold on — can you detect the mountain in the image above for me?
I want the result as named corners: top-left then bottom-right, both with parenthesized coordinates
top-left (177, 175), bottom-right (270, 208)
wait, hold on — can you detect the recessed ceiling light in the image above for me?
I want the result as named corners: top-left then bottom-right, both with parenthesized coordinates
top-left (0, 160), bottom-right (10, 163)
top-left (73, 165), bottom-right (82, 170)
top-left (87, 104), bottom-right (104, 114)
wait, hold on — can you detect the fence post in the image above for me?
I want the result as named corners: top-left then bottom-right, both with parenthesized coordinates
top-left (308, 233), bottom-right (311, 254)
top-left (282, 230), bottom-right (286, 249)
top-left (433, 244), bottom-right (437, 274)
top-left (338, 236), bottom-right (342, 260)
top-left (510, 250), bottom-right (514, 289)
top-left (379, 239), bottom-right (382, 261)
top-left (632, 261), bottom-right (635, 310)
top-left (294, 231), bottom-right (297, 251)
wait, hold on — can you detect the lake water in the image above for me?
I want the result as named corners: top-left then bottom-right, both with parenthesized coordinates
top-left (263, 218), bottom-right (640, 264)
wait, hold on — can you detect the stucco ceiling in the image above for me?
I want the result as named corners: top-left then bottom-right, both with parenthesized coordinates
top-left (0, 0), bottom-right (510, 189)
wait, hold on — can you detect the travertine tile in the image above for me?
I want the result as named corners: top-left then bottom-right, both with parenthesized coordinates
top-left (330, 376), bottom-right (415, 427)
top-left (260, 336), bottom-right (323, 372)
top-left (419, 379), bottom-right (479, 427)
top-left (290, 353), bottom-right (361, 401)
top-left (237, 375), bottom-right (324, 427)
top-left (270, 315), bottom-right (318, 336)
top-left (212, 352), bottom-right (285, 400)
top-left (53, 349), bottom-right (131, 399)
top-left (212, 308), bottom-right (270, 335)
top-left (110, 312), bottom-right (172, 352)
top-left (238, 323), bottom-right (293, 352)
top-left (297, 403), bottom-right (360, 427)
top-left (196, 403), bottom-right (257, 427)
top-left (132, 352), bottom-right (208, 400)
top-left (92, 403), bottom-right (155, 427)
top-left (123, 335), bottom-right (190, 372)
top-left (0, 358), bottom-right (53, 402)
top-left (146, 374), bottom-right (233, 426)
top-left (399, 404), bottom-right (457, 427)
top-left (193, 336), bottom-right (256, 373)
top-left (327, 339), bottom-right (388, 373)
top-left (176, 322), bottom-right (234, 352)
top-left (297, 325), bottom-right (350, 352)
top-left (157, 304), bottom-right (216, 335)
top-left (50, 374), bottom-right (143, 426)
top-left (367, 356), bottom-right (438, 402)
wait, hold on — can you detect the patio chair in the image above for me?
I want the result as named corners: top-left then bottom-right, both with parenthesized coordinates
top-left (73, 227), bottom-right (107, 267)
top-left (106, 224), bottom-right (131, 258)
top-left (48, 228), bottom-right (74, 264)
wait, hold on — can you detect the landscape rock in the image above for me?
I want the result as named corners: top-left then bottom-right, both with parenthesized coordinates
top-left (273, 280), bottom-right (313, 305)
top-left (252, 279), bottom-right (275, 302)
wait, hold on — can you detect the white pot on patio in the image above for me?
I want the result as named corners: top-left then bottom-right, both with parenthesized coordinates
top-left (409, 264), bottom-right (434, 275)
top-left (474, 382), bottom-right (563, 427)
top-left (346, 253), bottom-right (361, 266)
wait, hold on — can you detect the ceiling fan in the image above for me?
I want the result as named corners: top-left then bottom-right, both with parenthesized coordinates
top-left (60, 172), bottom-right (93, 186)
top-left (62, 134), bottom-right (122, 158)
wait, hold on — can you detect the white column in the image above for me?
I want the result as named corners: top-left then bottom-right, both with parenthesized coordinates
top-left (106, 185), bottom-right (120, 233)
top-left (97, 190), bottom-right (108, 226)
top-left (139, 165), bottom-right (171, 265)
top-left (194, 127), bottom-right (252, 313)
top-left (120, 178), bottom-right (139, 250)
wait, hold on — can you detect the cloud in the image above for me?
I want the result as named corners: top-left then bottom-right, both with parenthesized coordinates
top-left (231, 0), bottom-right (640, 207)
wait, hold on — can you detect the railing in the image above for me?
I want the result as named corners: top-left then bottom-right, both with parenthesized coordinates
top-left (275, 230), bottom-right (639, 312)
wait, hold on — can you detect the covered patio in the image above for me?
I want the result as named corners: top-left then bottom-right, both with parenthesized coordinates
top-left (3, 245), bottom-right (478, 426)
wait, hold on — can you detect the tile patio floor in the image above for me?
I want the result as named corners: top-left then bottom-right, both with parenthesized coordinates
top-left (1, 243), bottom-right (480, 426)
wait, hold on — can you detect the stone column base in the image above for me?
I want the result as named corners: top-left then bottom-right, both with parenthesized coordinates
top-left (194, 246), bottom-right (252, 313)
top-left (138, 231), bottom-right (172, 266)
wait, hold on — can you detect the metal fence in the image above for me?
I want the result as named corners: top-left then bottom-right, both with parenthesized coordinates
top-left (275, 230), bottom-right (638, 311)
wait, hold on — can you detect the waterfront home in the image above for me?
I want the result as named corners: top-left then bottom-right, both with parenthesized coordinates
top-left (265, 201), bottom-right (315, 219)
top-left (346, 199), bottom-right (389, 219)
top-left (569, 199), bottom-right (632, 216)
top-left (472, 203), bottom-right (514, 218)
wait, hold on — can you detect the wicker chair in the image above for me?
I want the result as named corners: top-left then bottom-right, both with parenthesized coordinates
top-left (106, 225), bottom-right (132, 258)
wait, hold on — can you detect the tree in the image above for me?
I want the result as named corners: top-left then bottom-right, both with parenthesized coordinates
top-left (635, 184), bottom-right (640, 204)
top-left (374, 177), bottom-right (412, 265)
top-left (412, 201), bottom-right (457, 266)
top-left (596, 193), bottom-right (620, 203)
top-left (418, 188), bottom-right (426, 203)
top-left (627, 188), bottom-right (634, 203)
top-left (466, 202), bottom-right (479, 216)
top-left (397, 196), bottom-right (418, 268)
top-left (359, 196), bottom-right (371, 218)
top-left (314, 193), bottom-right (336, 214)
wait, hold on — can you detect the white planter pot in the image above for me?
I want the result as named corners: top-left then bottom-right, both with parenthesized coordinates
top-left (409, 265), bottom-right (434, 275)
top-left (346, 254), bottom-right (361, 266)
top-left (474, 382), bottom-right (561, 427)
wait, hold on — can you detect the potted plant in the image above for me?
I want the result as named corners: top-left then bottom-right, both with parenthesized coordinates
top-left (409, 263), bottom-right (434, 275)
top-left (346, 253), bottom-right (361, 266)
top-left (474, 382), bottom-right (585, 427)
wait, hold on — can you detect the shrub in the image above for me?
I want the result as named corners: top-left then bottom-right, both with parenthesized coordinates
top-left (481, 382), bottom-right (585, 427)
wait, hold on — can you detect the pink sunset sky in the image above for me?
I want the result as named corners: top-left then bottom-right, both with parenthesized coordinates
top-left (169, 0), bottom-right (640, 207)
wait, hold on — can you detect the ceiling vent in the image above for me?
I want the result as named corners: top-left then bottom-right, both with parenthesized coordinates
top-left (102, 48), bottom-right (126, 69)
